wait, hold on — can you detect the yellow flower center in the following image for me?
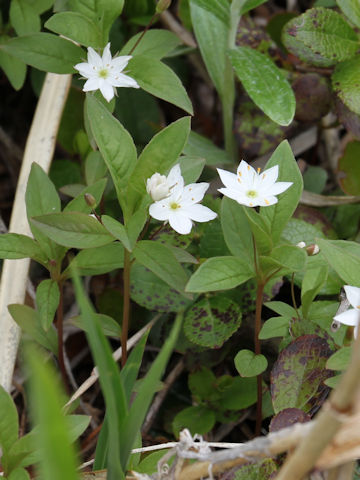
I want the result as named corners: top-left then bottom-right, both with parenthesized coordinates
top-left (98, 68), bottom-right (109, 79)
top-left (246, 190), bottom-right (258, 198)
top-left (170, 202), bottom-right (181, 210)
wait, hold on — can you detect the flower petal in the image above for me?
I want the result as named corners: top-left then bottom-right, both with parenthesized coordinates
top-left (83, 77), bottom-right (100, 91)
top-left (257, 195), bottom-right (278, 207)
top-left (74, 62), bottom-right (95, 78)
top-left (344, 285), bottom-right (360, 310)
top-left (111, 55), bottom-right (132, 71)
top-left (101, 43), bottom-right (112, 65)
top-left (181, 182), bottom-right (209, 205)
top-left (334, 308), bottom-right (360, 326)
top-left (218, 187), bottom-right (243, 203)
top-left (87, 47), bottom-right (102, 67)
top-left (217, 168), bottom-right (239, 191)
top-left (237, 160), bottom-right (257, 187)
top-left (182, 204), bottom-right (217, 222)
top-left (259, 165), bottom-right (278, 189)
top-left (168, 212), bottom-right (193, 235)
top-left (110, 72), bottom-right (140, 88)
top-left (99, 81), bottom-right (114, 102)
top-left (264, 181), bottom-right (292, 196)
top-left (149, 201), bottom-right (170, 221)
top-left (167, 164), bottom-right (183, 187)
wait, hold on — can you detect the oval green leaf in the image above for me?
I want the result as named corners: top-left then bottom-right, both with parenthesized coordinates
top-left (234, 349), bottom-right (268, 377)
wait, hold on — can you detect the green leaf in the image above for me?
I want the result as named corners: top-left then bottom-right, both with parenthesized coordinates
top-left (126, 117), bottom-right (190, 213)
top-left (127, 55), bottom-right (193, 114)
top-left (10, 0), bottom-right (40, 35)
top-left (282, 7), bottom-right (359, 67)
top-left (8, 304), bottom-right (58, 354)
top-left (261, 141), bottom-right (303, 242)
top-left (36, 279), bottom-right (60, 331)
top-left (184, 295), bottom-right (241, 348)
top-left (121, 312), bottom-right (183, 467)
top-left (332, 56), bottom-right (360, 116)
top-left (0, 385), bottom-right (19, 458)
top-left (130, 262), bottom-right (191, 313)
top-left (31, 212), bottom-right (114, 249)
top-left (126, 204), bottom-right (148, 249)
top-left (324, 375), bottom-right (341, 388)
top-left (133, 240), bottom-right (189, 296)
top-left (337, 0), bottom-right (360, 29)
top-left (183, 131), bottom-right (232, 165)
top-left (26, 348), bottom-right (80, 480)
top-left (1, 33), bottom-right (83, 73)
top-left (0, 234), bottom-right (47, 264)
top-left (0, 35), bottom-right (27, 90)
top-left (220, 197), bottom-right (254, 264)
top-left (326, 346), bottom-right (351, 371)
top-left (85, 95), bottom-right (137, 212)
top-left (8, 468), bottom-right (30, 480)
top-left (190, 1), bottom-right (228, 95)
top-left (64, 243), bottom-right (124, 278)
top-left (71, 271), bottom-right (127, 478)
top-left (241, 0), bottom-right (268, 14)
top-left (220, 376), bottom-right (257, 410)
top-left (316, 239), bottom-right (360, 286)
top-left (85, 151), bottom-right (107, 186)
top-left (177, 156), bottom-right (205, 184)
top-left (301, 262), bottom-right (328, 318)
top-left (260, 244), bottom-right (307, 276)
top-left (229, 47), bottom-right (295, 126)
top-left (26, 163), bottom-right (65, 261)
top-left (70, 313), bottom-right (121, 338)
top-left (45, 12), bottom-right (102, 48)
top-left (186, 256), bottom-right (255, 292)
top-left (189, 0), bottom-right (230, 24)
top-left (259, 316), bottom-right (290, 340)
top-left (271, 335), bottom-right (333, 413)
top-left (173, 406), bottom-right (216, 437)
top-left (102, 216), bottom-right (132, 252)
top-left (243, 208), bottom-right (273, 255)
top-left (120, 29), bottom-right (181, 58)
top-left (234, 350), bottom-right (268, 377)
top-left (64, 179), bottom-right (107, 214)
top-left (337, 141), bottom-right (360, 195)
top-left (265, 301), bottom-right (297, 317)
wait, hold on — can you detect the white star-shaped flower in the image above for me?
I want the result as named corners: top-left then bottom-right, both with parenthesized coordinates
top-left (148, 165), bottom-right (217, 235)
top-left (146, 164), bottom-right (183, 202)
top-left (333, 285), bottom-right (360, 338)
top-left (217, 160), bottom-right (293, 207)
top-left (74, 43), bottom-right (139, 102)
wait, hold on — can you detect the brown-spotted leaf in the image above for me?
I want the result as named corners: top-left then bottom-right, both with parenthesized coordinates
top-left (270, 335), bottom-right (333, 414)
top-left (269, 407), bottom-right (311, 432)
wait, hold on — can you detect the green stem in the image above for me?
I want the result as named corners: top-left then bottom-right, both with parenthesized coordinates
top-left (255, 281), bottom-right (264, 437)
top-left (221, 0), bottom-right (247, 160)
top-left (121, 249), bottom-right (131, 367)
top-left (291, 272), bottom-right (301, 321)
top-left (129, 12), bottom-right (158, 55)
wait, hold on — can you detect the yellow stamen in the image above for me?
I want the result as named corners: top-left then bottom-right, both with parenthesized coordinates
top-left (262, 173), bottom-right (266, 179)
top-left (239, 171), bottom-right (242, 177)
top-left (249, 202), bottom-right (253, 206)
top-left (257, 167), bottom-right (261, 174)
top-left (265, 199), bottom-right (269, 205)
top-left (237, 178), bottom-right (241, 183)
top-left (247, 165), bottom-right (250, 171)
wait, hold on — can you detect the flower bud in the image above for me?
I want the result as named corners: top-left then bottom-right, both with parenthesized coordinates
top-left (296, 241), bottom-right (306, 249)
top-left (156, 0), bottom-right (171, 13)
top-left (306, 244), bottom-right (320, 256)
top-left (84, 193), bottom-right (96, 207)
top-left (146, 173), bottom-right (171, 201)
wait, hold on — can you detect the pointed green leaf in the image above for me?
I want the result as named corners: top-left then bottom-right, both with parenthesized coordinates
top-left (127, 55), bottom-right (193, 114)
top-left (102, 216), bottom-right (132, 251)
top-left (0, 35), bottom-right (27, 90)
top-left (186, 256), bottom-right (254, 292)
top-left (31, 212), bottom-right (114, 248)
top-left (120, 29), bottom-right (181, 59)
top-left (10, 0), bottom-right (40, 36)
top-left (0, 33), bottom-right (83, 73)
top-left (337, 0), bottom-right (360, 29)
top-left (261, 141), bottom-right (303, 242)
top-left (64, 243), bottom-right (124, 278)
top-left (301, 262), bottom-right (328, 318)
top-left (0, 234), bottom-right (47, 264)
top-left (45, 12), bottom-right (102, 48)
top-left (36, 279), bottom-right (60, 331)
top-left (64, 179), bottom-right (107, 214)
top-left (332, 56), bottom-right (360, 116)
top-left (85, 95), bottom-right (137, 211)
top-left (229, 47), bottom-right (295, 126)
top-left (0, 385), bottom-right (19, 457)
top-left (316, 239), bottom-right (360, 286)
top-left (189, 0), bottom-right (230, 24)
top-left (133, 240), bottom-right (189, 296)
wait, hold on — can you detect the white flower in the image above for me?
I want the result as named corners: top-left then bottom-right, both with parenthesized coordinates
top-left (74, 43), bottom-right (139, 102)
top-left (217, 160), bottom-right (293, 207)
top-left (146, 164), bottom-right (183, 202)
top-left (333, 285), bottom-right (360, 338)
top-left (148, 165), bottom-right (217, 235)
